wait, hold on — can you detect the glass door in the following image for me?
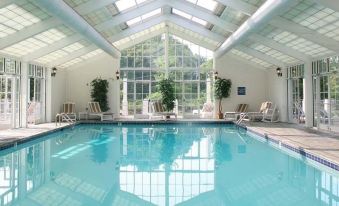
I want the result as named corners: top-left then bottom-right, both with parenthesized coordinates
top-left (28, 77), bottom-right (42, 124)
top-left (315, 73), bottom-right (339, 132)
top-left (0, 75), bottom-right (19, 129)
top-left (290, 78), bottom-right (304, 124)
top-left (288, 64), bottom-right (305, 124)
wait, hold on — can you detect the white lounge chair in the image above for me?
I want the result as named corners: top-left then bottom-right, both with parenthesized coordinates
top-left (240, 102), bottom-right (278, 122)
top-left (55, 102), bottom-right (77, 125)
top-left (88, 102), bottom-right (114, 121)
top-left (224, 104), bottom-right (248, 120)
top-left (150, 101), bottom-right (177, 120)
top-left (200, 102), bottom-right (214, 118)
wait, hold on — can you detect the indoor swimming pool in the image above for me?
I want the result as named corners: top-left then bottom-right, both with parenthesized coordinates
top-left (0, 123), bottom-right (338, 206)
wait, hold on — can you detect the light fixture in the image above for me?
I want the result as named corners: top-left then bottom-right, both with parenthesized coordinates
top-left (51, 67), bottom-right (57, 77)
top-left (276, 67), bottom-right (282, 77)
top-left (214, 71), bottom-right (219, 80)
top-left (116, 70), bottom-right (120, 80)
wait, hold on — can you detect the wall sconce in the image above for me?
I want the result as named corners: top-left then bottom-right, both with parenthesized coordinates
top-left (51, 67), bottom-right (57, 77)
top-left (116, 70), bottom-right (120, 80)
top-left (276, 67), bottom-right (283, 77)
top-left (214, 71), bottom-right (219, 80)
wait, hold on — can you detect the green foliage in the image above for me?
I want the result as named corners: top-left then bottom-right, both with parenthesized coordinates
top-left (90, 78), bottom-right (109, 112)
top-left (214, 78), bottom-right (232, 114)
top-left (158, 79), bottom-right (176, 111)
top-left (214, 78), bottom-right (232, 100)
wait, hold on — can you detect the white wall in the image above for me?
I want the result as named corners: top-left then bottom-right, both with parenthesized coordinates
top-left (267, 68), bottom-right (288, 122)
top-left (51, 69), bottom-right (67, 119)
top-left (214, 54), bottom-right (269, 113)
top-left (65, 53), bottom-right (120, 115)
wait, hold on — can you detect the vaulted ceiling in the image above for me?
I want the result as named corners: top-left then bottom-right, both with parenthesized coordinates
top-left (0, 0), bottom-right (339, 69)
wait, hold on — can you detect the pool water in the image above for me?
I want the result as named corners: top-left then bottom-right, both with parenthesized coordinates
top-left (1, 123), bottom-right (338, 206)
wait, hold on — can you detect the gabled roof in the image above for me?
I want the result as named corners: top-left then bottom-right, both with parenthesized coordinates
top-left (0, 0), bottom-right (338, 69)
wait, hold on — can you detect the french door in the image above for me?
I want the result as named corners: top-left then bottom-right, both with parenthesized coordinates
top-left (0, 75), bottom-right (20, 129)
top-left (314, 73), bottom-right (339, 132)
top-left (289, 78), bottom-right (305, 124)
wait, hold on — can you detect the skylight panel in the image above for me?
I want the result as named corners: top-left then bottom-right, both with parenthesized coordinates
top-left (185, 0), bottom-right (218, 12)
top-left (197, 0), bottom-right (218, 12)
top-left (173, 9), bottom-right (191, 19)
top-left (34, 29), bottom-right (66, 44)
top-left (59, 49), bottom-right (104, 68)
top-left (173, 9), bottom-right (207, 26)
top-left (0, 4), bottom-right (41, 32)
top-left (231, 49), bottom-right (273, 68)
top-left (192, 17), bottom-right (207, 26)
top-left (142, 8), bottom-right (161, 19)
top-left (115, 0), bottom-right (136, 12)
top-left (126, 8), bottom-right (161, 26)
top-left (0, 37), bottom-right (47, 56)
top-left (126, 17), bottom-right (142, 26)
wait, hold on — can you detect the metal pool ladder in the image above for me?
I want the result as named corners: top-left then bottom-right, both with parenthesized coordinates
top-left (56, 113), bottom-right (76, 127)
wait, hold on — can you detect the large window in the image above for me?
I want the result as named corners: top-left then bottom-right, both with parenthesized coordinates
top-left (120, 34), bottom-right (213, 116)
top-left (312, 56), bottom-right (339, 132)
top-left (0, 57), bottom-right (21, 129)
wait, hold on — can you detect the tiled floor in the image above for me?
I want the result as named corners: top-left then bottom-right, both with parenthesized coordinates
top-left (244, 122), bottom-right (339, 166)
top-left (0, 123), bottom-right (69, 147)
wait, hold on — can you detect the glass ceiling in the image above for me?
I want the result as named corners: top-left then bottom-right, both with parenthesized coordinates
top-left (35, 40), bottom-right (90, 64)
top-left (0, 25), bottom-right (74, 57)
top-left (185, 0), bottom-right (219, 12)
top-left (231, 49), bottom-right (273, 68)
top-left (0, 0), bottom-right (339, 69)
top-left (0, 3), bottom-right (49, 38)
top-left (126, 8), bottom-right (162, 26)
top-left (172, 9), bottom-right (208, 26)
top-left (58, 49), bottom-right (103, 68)
top-left (115, 0), bottom-right (149, 12)
top-left (281, 0), bottom-right (339, 42)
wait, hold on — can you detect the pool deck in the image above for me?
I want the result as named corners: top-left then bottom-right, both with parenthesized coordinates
top-left (244, 122), bottom-right (339, 168)
top-left (1, 120), bottom-right (339, 169)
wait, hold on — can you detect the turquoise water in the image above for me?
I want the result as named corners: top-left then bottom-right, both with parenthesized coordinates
top-left (0, 123), bottom-right (338, 206)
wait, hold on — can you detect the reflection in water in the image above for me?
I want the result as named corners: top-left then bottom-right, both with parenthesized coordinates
top-left (0, 124), bottom-right (338, 205)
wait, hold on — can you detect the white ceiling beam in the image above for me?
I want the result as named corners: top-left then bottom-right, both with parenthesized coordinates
top-left (73, 0), bottom-right (118, 14)
top-left (33, 0), bottom-right (120, 58)
top-left (108, 15), bottom-right (167, 42)
top-left (237, 45), bottom-right (285, 67)
top-left (23, 34), bottom-right (83, 61)
top-left (312, 0), bottom-right (339, 13)
top-left (168, 0), bottom-right (238, 32)
top-left (96, 0), bottom-right (166, 31)
top-left (0, 18), bottom-right (61, 50)
top-left (109, 14), bottom-right (225, 43)
top-left (167, 15), bottom-right (225, 42)
top-left (270, 17), bottom-right (339, 52)
top-left (215, 0), bottom-right (296, 58)
top-left (249, 34), bottom-right (311, 62)
top-left (51, 45), bottom-right (97, 67)
top-left (214, 0), bottom-right (257, 15)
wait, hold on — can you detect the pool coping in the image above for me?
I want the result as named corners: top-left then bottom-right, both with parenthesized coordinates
top-left (1, 120), bottom-right (339, 172)
top-left (242, 125), bottom-right (339, 172)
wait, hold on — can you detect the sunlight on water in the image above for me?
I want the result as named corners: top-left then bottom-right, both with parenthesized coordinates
top-left (0, 123), bottom-right (338, 206)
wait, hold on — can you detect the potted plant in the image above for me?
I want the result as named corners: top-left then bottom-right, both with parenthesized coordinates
top-left (214, 78), bottom-right (232, 119)
top-left (158, 78), bottom-right (175, 113)
top-left (90, 78), bottom-right (109, 112)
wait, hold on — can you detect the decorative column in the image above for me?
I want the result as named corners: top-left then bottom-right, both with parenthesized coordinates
top-left (20, 62), bottom-right (29, 128)
top-left (304, 61), bottom-right (313, 127)
top-left (206, 77), bottom-right (211, 103)
top-left (122, 77), bottom-right (128, 116)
